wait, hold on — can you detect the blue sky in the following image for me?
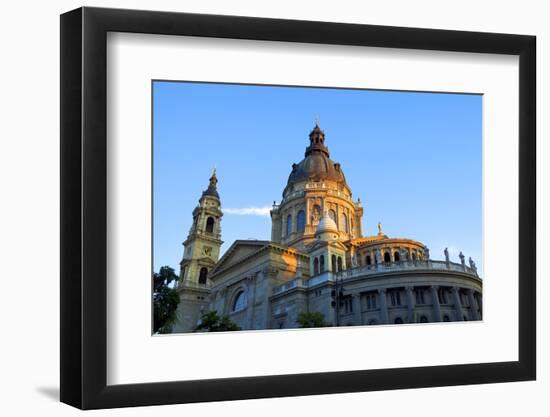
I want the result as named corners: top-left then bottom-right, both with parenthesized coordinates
top-left (153, 81), bottom-right (482, 275)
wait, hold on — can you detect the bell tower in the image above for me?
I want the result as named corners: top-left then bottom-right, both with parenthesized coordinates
top-left (179, 169), bottom-right (223, 286)
top-left (173, 170), bottom-right (223, 333)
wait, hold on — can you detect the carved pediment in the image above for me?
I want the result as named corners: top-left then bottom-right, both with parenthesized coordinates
top-left (211, 240), bottom-right (270, 274)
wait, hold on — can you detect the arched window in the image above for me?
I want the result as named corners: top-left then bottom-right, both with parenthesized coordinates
top-left (394, 317), bottom-right (404, 324)
top-left (368, 319), bottom-right (378, 325)
top-left (366, 255), bottom-right (372, 265)
top-left (328, 209), bottom-right (337, 225)
top-left (205, 217), bottom-right (215, 234)
top-left (419, 315), bottom-right (429, 323)
top-left (331, 254), bottom-right (337, 271)
top-left (319, 255), bottom-right (325, 273)
top-left (181, 265), bottom-right (187, 279)
top-left (198, 267), bottom-right (208, 284)
top-left (443, 315), bottom-right (450, 322)
top-left (232, 290), bottom-right (247, 312)
top-left (297, 210), bottom-right (306, 232)
top-left (394, 251), bottom-right (400, 262)
top-left (286, 214), bottom-right (292, 236)
top-left (313, 257), bottom-right (319, 275)
top-left (463, 315), bottom-right (468, 321)
top-left (384, 252), bottom-right (391, 263)
top-left (340, 213), bottom-right (348, 233)
top-left (337, 257), bottom-right (343, 272)
top-left (412, 252), bottom-right (417, 261)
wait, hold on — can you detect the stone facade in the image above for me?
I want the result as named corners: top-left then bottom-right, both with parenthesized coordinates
top-left (171, 123), bottom-right (482, 333)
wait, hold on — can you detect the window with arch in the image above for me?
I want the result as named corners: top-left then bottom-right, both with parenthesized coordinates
top-left (394, 317), bottom-right (404, 324)
top-left (394, 251), bottom-right (400, 262)
top-left (331, 254), bottom-right (337, 271)
top-left (205, 216), bottom-right (215, 234)
top-left (384, 252), bottom-right (391, 263)
top-left (412, 252), bottom-right (417, 261)
top-left (328, 209), bottom-right (337, 224)
top-left (366, 255), bottom-right (372, 265)
top-left (340, 213), bottom-right (348, 233)
top-left (463, 315), bottom-right (468, 321)
top-left (368, 319), bottom-right (378, 325)
top-left (232, 290), bottom-right (247, 312)
top-left (443, 315), bottom-right (450, 322)
top-left (313, 257), bottom-right (319, 275)
top-left (419, 315), bottom-right (429, 323)
top-left (198, 267), bottom-right (208, 285)
top-left (286, 214), bottom-right (292, 236)
top-left (337, 256), bottom-right (343, 272)
top-left (319, 255), bottom-right (325, 273)
top-left (297, 210), bottom-right (306, 232)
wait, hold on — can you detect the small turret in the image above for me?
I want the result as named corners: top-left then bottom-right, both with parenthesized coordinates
top-left (315, 212), bottom-right (339, 241)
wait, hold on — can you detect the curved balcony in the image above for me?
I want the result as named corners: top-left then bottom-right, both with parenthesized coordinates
top-left (338, 259), bottom-right (479, 279)
top-left (272, 259), bottom-right (479, 296)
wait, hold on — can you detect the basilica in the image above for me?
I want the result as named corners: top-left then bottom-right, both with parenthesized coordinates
top-left (172, 122), bottom-right (482, 332)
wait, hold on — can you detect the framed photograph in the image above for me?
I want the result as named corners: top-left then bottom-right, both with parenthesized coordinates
top-left (60, 6), bottom-right (536, 409)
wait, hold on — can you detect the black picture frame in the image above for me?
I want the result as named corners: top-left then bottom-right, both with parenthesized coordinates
top-left (60, 6), bottom-right (536, 410)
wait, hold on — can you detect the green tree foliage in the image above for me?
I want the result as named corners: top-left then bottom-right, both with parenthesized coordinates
top-left (153, 266), bottom-right (180, 334)
top-left (195, 310), bottom-right (241, 332)
top-left (297, 311), bottom-right (328, 328)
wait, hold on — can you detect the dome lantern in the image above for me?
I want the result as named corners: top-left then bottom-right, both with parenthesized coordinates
top-left (285, 121), bottom-right (349, 194)
top-left (202, 168), bottom-right (220, 199)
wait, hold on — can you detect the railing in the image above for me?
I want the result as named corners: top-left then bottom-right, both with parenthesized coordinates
top-left (272, 278), bottom-right (307, 295)
top-left (272, 272), bottom-right (334, 295)
top-left (271, 260), bottom-right (478, 296)
top-left (337, 259), bottom-right (478, 279)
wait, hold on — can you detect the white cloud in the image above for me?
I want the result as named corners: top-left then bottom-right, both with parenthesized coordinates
top-left (223, 206), bottom-right (272, 217)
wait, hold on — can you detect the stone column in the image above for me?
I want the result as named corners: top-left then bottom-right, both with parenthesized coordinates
top-left (220, 287), bottom-right (229, 316)
top-left (262, 268), bottom-right (277, 328)
top-left (378, 289), bottom-right (389, 324)
top-left (467, 288), bottom-right (479, 320)
top-left (452, 287), bottom-right (464, 321)
top-left (246, 275), bottom-right (257, 330)
top-left (305, 199), bottom-right (310, 227)
top-left (430, 285), bottom-right (442, 322)
top-left (406, 286), bottom-right (415, 323)
top-left (352, 293), bottom-right (361, 325)
top-left (292, 205), bottom-right (297, 236)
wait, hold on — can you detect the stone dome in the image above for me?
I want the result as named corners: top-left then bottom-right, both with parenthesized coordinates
top-left (285, 123), bottom-right (348, 190)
